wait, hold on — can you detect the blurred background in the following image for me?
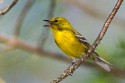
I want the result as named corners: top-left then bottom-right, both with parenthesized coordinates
top-left (0, 0), bottom-right (125, 83)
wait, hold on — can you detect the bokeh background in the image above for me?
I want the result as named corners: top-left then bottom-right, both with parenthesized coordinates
top-left (0, 0), bottom-right (125, 83)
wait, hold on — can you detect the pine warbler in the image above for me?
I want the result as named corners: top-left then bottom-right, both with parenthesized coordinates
top-left (44, 17), bottom-right (113, 71)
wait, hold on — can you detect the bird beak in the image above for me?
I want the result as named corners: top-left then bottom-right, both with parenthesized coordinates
top-left (43, 20), bottom-right (51, 27)
top-left (43, 20), bottom-right (50, 22)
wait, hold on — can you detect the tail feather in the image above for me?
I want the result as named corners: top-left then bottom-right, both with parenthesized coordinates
top-left (92, 52), bottom-right (114, 72)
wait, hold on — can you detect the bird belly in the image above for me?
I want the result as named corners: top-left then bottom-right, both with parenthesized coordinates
top-left (54, 31), bottom-right (88, 59)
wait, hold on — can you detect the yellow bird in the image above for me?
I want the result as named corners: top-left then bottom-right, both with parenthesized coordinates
top-left (44, 17), bottom-right (113, 71)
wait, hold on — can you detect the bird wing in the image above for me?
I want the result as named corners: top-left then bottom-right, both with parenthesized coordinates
top-left (75, 31), bottom-right (114, 71)
top-left (75, 31), bottom-right (91, 47)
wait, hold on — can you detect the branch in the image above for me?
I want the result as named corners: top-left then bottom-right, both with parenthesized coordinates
top-left (14, 0), bottom-right (35, 36)
top-left (50, 0), bottom-right (123, 83)
top-left (0, 0), bottom-right (18, 15)
top-left (37, 0), bottom-right (56, 47)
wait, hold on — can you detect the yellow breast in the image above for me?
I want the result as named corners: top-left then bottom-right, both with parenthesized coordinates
top-left (54, 30), bottom-right (88, 59)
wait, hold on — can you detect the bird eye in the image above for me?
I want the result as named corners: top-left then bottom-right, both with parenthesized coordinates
top-left (54, 20), bottom-right (58, 22)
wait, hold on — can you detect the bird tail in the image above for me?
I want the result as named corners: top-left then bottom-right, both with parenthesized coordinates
top-left (92, 52), bottom-right (114, 72)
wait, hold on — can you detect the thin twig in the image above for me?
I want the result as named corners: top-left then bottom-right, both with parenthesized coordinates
top-left (37, 0), bottom-right (56, 47)
top-left (0, 0), bottom-right (18, 15)
top-left (14, 0), bottom-right (35, 36)
top-left (50, 0), bottom-right (123, 83)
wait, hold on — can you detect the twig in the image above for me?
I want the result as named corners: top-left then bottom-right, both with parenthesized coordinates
top-left (14, 0), bottom-right (35, 36)
top-left (50, 0), bottom-right (123, 83)
top-left (37, 0), bottom-right (56, 47)
top-left (0, 0), bottom-right (18, 15)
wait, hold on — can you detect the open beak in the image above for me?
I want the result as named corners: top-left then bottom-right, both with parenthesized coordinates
top-left (43, 20), bottom-right (50, 22)
top-left (43, 20), bottom-right (51, 27)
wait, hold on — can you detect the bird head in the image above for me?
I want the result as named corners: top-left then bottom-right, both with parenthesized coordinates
top-left (43, 17), bottom-right (73, 31)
